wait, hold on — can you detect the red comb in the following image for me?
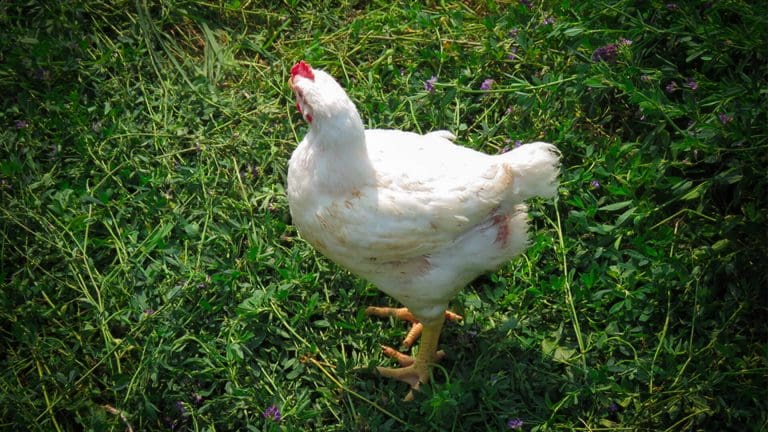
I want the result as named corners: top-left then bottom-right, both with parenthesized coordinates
top-left (291, 60), bottom-right (315, 81)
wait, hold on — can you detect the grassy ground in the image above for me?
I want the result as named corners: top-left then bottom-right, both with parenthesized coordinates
top-left (1, 1), bottom-right (767, 430)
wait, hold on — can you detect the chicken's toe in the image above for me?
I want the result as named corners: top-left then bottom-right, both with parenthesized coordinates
top-left (376, 365), bottom-right (423, 388)
top-left (380, 345), bottom-right (446, 367)
top-left (381, 345), bottom-right (414, 366)
top-left (366, 306), bottom-right (463, 348)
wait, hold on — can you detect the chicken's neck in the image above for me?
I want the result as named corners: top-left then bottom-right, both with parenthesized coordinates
top-left (308, 99), bottom-right (365, 146)
top-left (304, 108), bottom-right (373, 192)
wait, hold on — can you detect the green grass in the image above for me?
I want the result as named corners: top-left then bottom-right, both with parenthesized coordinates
top-left (1, 0), bottom-right (767, 430)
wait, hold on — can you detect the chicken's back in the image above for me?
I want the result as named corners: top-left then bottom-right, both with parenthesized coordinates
top-left (355, 137), bottom-right (560, 322)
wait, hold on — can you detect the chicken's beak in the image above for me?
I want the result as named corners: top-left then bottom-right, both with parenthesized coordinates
top-left (288, 76), bottom-right (295, 90)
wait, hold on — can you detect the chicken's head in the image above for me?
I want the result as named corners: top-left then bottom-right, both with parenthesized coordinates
top-left (288, 60), bottom-right (357, 126)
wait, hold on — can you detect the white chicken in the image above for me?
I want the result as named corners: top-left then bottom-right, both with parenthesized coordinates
top-left (287, 61), bottom-right (560, 400)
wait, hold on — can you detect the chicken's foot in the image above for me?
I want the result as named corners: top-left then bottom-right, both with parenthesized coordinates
top-left (365, 307), bottom-right (462, 401)
top-left (374, 318), bottom-right (445, 401)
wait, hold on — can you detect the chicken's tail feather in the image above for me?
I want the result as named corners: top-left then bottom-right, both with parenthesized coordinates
top-left (504, 142), bottom-right (560, 202)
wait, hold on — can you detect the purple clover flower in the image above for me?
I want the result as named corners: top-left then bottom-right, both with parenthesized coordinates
top-left (665, 81), bottom-right (678, 93)
top-left (520, 0), bottom-right (532, 8)
top-left (176, 401), bottom-right (186, 414)
top-left (592, 44), bottom-right (619, 63)
top-left (14, 120), bottom-right (29, 129)
top-left (424, 76), bottom-right (437, 93)
top-left (263, 405), bottom-right (281, 422)
top-left (143, 308), bottom-right (155, 315)
top-left (507, 418), bottom-right (524, 429)
top-left (508, 46), bottom-right (518, 61)
top-left (618, 37), bottom-right (633, 46)
top-left (500, 138), bottom-right (523, 154)
top-left (590, 179), bottom-right (601, 189)
top-left (509, 27), bottom-right (519, 38)
top-left (666, 3), bottom-right (679, 10)
top-left (686, 78), bottom-right (699, 91)
top-left (608, 402), bottom-right (619, 413)
top-left (719, 113), bottom-right (733, 124)
top-left (480, 79), bottom-right (495, 91)
top-left (543, 16), bottom-right (556, 25)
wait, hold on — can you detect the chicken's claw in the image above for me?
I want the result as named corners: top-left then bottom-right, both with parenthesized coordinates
top-left (365, 306), bottom-right (416, 321)
top-left (402, 322), bottom-right (423, 348)
top-left (373, 319), bottom-right (446, 401)
top-left (381, 345), bottom-right (414, 366)
top-left (380, 345), bottom-right (446, 367)
top-left (376, 365), bottom-right (423, 401)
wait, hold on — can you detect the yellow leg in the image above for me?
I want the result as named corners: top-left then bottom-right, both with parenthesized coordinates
top-left (375, 318), bottom-right (445, 401)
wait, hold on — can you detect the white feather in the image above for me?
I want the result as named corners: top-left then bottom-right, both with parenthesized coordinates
top-left (287, 66), bottom-right (560, 322)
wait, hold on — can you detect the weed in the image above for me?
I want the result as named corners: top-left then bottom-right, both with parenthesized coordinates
top-left (1, 1), bottom-right (766, 430)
